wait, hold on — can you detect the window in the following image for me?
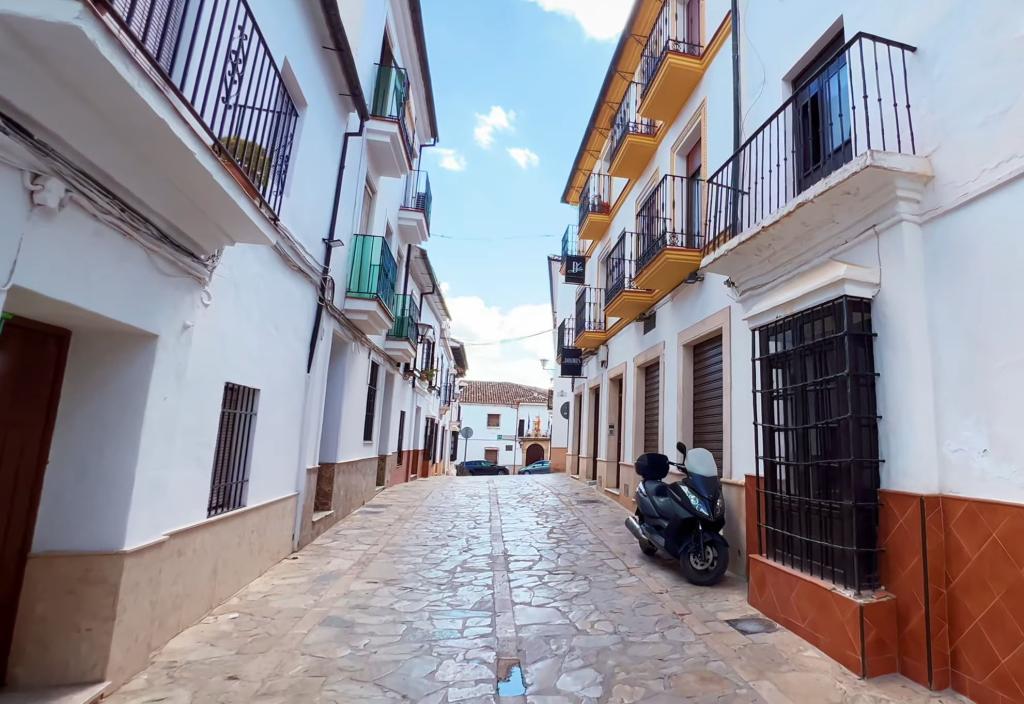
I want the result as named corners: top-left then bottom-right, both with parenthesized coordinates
top-left (207, 383), bottom-right (259, 517)
top-left (517, 418), bottom-right (526, 437)
top-left (487, 413), bottom-right (500, 428)
top-left (643, 362), bottom-right (660, 453)
top-left (360, 178), bottom-right (376, 233)
top-left (485, 448), bottom-right (499, 463)
top-left (363, 361), bottom-right (380, 442)
top-left (505, 445), bottom-right (513, 452)
top-left (450, 430), bottom-right (459, 461)
top-left (396, 410), bottom-right (406, 465)
top-left (793, 32), bottom-right (852, 192)
top-left (752, 296), bottom-right (880, 592)
top-left (642, 311), bottom-right (657, 334)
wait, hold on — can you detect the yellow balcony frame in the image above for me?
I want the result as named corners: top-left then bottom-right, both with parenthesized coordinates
top-left (575, 328), bottom-right (608, 350)
top-left (632, 247), bottom-right (703, 293)
top-left (609, 131), bottom-right (658, 180)
top-left (605, 287), bottom-right (656, 320)
top-left (579, 211), bottom-right (612, 241)
top-left (638, 52), bottom-right (703, 123)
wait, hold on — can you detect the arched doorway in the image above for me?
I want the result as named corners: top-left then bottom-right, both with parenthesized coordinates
top-left (525, 443), bottom-right (545, 465)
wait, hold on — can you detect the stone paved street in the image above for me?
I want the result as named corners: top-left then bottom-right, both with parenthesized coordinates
top-left (106, 476), bottom-right (965, 703)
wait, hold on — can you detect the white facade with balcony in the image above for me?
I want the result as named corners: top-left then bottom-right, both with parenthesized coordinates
top-left (0, 0), bottom-right (454, 696)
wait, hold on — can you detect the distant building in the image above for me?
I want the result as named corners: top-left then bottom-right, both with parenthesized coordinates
top-left (457, 381), bottom-right (552, 471)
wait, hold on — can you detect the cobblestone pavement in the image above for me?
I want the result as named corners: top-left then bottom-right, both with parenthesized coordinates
top-left (107, 476), bottom-right (966, 703)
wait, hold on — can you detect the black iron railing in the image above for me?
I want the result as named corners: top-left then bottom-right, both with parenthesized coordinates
top-left (610, 82), bottom-right (657, 165)
top-left (752, 296), bottom-right (881, 593)
top-left (388, 294), bottom-right (420, 342)
top-left (578, 172), bottom-right (612, 227)
top-left (102, 0), bottom-right (299, 215)
top-left (605, 230), bottom-right (642, 306)
top-left (347, 234), bottom-right (397, 315)
top-left (640, 0), bottom-right (703, 93)
top-left (636, 174), bottom-right (703, 273)
top-left (402, 169), bottom-right (432, 227)
top-left (371, 63), bottom-right (417, 163)
top-left (561, 224), bottom-right (584, 259)
top-left (574, 287), bottom-right (605, 341)
top-left (556, 317), bottom-right (577, 361)
top-left (705, 33), bottom-right (917, 255)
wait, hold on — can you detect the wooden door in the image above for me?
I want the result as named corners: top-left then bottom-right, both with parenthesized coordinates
top-left (685, 0), bottom-right (700, 47)
top-left (0, 317), bottom-right (69, 683)
top-left (485, 448), bottom-right (499, 464)
top-left (692, 334), bottom-right (724, 473)
top-left (643, 362), bottom-right (660, 453)
top-left (612, 379), bottom-right (623, 487)
top-left (525, 444), bottom-right (545, 465)
top-left (590, 387), bottom-right (601, 480)
top-left (685, 141), bottom-right (702, 246)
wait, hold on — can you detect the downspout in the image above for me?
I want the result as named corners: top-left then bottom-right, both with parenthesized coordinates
top-left (729, 0), bottom-right (742, 235)
top-left (306, 120), bottom-right (363, 373)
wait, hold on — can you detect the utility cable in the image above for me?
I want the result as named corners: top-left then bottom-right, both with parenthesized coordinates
top-left (461, 328), bottom-right (553, 346)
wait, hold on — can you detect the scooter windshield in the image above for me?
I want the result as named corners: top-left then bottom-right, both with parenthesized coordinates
top-left (684, 448), bottom-right (719, 477)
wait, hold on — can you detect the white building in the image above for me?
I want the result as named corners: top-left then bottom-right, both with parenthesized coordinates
top-left (0, 0), bottom-right (461, 693)
top-left (553, 0), bottom-right (1024, 698)
top-left (458, 381), bottom-right (552, 471)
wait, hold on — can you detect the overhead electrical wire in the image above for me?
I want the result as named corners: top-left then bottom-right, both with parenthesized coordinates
top-left (461, 329), bottom-right (553, 346)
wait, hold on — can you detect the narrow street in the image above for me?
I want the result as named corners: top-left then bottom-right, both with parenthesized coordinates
top-left (106, 476), bottom-right (960, 704)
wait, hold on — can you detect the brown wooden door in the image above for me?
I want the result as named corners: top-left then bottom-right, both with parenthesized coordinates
top-left (590, 387), bottom-right (600, 479)
top-left (692, 334), bottom-right (724, 473)
top-left (525, 444), bottom-right (544, 465)
top-left (0, 317), bottom-right (69, 683)
top-left (643, 362), bottom-right (660, 453)
top-left (484, 448), bottom-right (499, 464)
top-left (612, 379), bottom-right (623, 487)
top-left (685, 0), bottom-right (700, 46)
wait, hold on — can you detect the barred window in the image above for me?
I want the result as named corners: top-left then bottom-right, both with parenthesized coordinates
top-left (363, 362), bottom-right (380, 442)
top-left (207, 383), bottom-right (259, 517)
top-left (752, 296), bottom-right (881, 592)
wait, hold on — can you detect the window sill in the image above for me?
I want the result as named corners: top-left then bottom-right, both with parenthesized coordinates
top-left (312, 510), bottom-right (335, 524)
top-left (603, 487), bottom-right (621, 496)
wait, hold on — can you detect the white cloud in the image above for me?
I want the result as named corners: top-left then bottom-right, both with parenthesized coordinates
top-left (447, 291), bottom-right (554, 389)
top-left (524, 0), bottom-right (631, 41)
top-left (473, 106), bottom-right (516, 148)
top-left (507, 147), bottom-right (540, 169)
top-left (434, 147), bottom-right (467, 172)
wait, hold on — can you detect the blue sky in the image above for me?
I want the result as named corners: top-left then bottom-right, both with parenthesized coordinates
top-left (420, 0), bottom-right (629, 387)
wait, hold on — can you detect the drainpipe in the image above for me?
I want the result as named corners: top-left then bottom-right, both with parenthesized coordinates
top-left (729, 0), bottom-right (742, 235)
top-left (306, 120), bottom-right (363, 373)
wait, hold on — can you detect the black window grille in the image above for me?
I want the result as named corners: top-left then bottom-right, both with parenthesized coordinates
top-left (363, 362), bottom-right (380, 442)
top-left (752, 296), bottom-right (881, 592)
top-left (207, 382), bottom-right (259, 517)
top-left (397, 410), bottom-right (406, 465)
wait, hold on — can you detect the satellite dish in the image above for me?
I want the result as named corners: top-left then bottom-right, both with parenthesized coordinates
top-left (560, 402), bottom-right (570, 419)
top-left (460, 426), bottom-right (474, 439)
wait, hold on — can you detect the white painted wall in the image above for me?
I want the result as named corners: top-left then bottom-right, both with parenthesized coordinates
top-left (460, 402), bottom-right (550, 469)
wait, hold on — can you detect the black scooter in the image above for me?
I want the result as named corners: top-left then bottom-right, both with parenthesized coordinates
top-left (625, 442), bottom-right (729, 585)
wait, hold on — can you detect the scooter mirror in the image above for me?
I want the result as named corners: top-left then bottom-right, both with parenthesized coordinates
top-left (676, 441), bottom-right (687, 458)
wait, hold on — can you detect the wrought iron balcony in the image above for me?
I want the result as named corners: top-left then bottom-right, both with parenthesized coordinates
top-left (605, 230), bottom-right (655, 319)
top-left (402, 169), bottom-right (432, 226)
top-left (100, 0), bottom-right (299, 216)
top-left (704, 33), bottom-right (919, 258)
top-left (347, 234), bottom-right (397, 314)
top-left (632, 174), bottom-right (704, 293)
top-left (637, 0), bottom-right (705, 122)
top-left (561, 224), bottom-right (587, 283)
top-left (578, 172), bottom-right (612, 240)
top-left (561, 225), bottom-right (582, 260)
top-left (388, 294), bottom-right (420, 343)
top-left (609, 82), bottom-right (658, 179)
top-left (371, 63), bottom-right (417, 163)
top-left (574, 287), bottom-right (607, 349)
top-left (556, 317), bottom-right (575, 362)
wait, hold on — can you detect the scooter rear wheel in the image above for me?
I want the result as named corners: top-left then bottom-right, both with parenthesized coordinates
top-left (679, 533), bottom-right (729, 586)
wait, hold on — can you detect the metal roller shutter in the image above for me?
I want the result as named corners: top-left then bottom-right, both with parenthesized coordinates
top-left (692, 335), bottom-right (724, 473)
top-left (643, 361), bottom-right (660, 453)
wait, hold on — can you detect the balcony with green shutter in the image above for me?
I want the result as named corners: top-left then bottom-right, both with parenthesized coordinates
top-left (385, 294), bottom-right (420, 363)
top-left (344, 234), bottom-right (398, 336)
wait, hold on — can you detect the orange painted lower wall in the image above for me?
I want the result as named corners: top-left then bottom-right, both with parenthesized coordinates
top-left (550, 446), bottom-right (567, 472)
top-left (748, 555), bottom-right (898, 677)
top-left (747, 477), bottom-right (1024, 701)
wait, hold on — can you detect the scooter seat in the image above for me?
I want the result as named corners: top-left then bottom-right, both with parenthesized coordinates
top-left (642, 480), bottom-right (681, 518)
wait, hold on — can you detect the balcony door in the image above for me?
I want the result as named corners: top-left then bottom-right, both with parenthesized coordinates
top-left (794, 33), bottom-right (852, 193)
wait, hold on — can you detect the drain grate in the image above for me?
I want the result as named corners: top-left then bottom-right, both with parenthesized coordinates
top-left (576, 498), bottom-right (602, 504)
top-left (725, 617), bottom-right (778, 635)
top-left (496, 658), bottom-right (526, 696)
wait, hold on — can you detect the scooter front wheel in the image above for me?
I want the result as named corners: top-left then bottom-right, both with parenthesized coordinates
top-left (679, 533), bottom-right (729, 586)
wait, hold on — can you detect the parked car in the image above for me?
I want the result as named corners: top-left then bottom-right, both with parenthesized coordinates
top-left (457, 460), bottom-right (509, 476)
top-left (519, 460), bottom-right (551, 475)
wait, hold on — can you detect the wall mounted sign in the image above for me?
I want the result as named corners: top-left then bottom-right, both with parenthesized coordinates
top-left (560, 347), bottom-right (582, 378)
top-left (564, 255), bottom-right (586, 284)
